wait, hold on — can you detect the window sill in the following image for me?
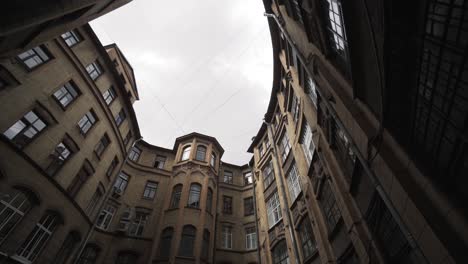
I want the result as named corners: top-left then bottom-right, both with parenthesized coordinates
top-left (165, 207), bottom-right (179, 213)
top-left (185, 206), bottom-right (201, 211)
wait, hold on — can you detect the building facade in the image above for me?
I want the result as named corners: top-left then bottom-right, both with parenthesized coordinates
top-left (0, 0), bottom-right (467, 264)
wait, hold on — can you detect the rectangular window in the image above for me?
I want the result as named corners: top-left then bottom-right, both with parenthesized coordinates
top-left (245, 227), bottom-right (257, 250)
top-left (279, 133), bottom-right (292, 162)
top-left (123, 131), bottom-right (132, 145)
top-left (86, 61), bottom-right (102, 80)
top-left (143, 181), bottom-right (158, 200)
top-left (287, 163), bottom-right (301, 201)
top-left (300, 121), bottom-right (315, 164)
top-left (332, 120), bottom-right (357, 181)
top-left (114, 109), bottom-right (126, 127)
top-left (306, 76), bottom-right (318, 107)
top-left (154, 155), bottom-right (166, 169)
top-left (114, 172), bottom-right (129, 193)
top-left (291, 94), bottom-right (300, 124)
top-left (3, 110), bottom-right (47, 148)
top-left (259, 144), bottom-right (264, 157)
top-left (262, 161), bottom-right (275, 189)
top-left (128, 147), bottom-right (141, 162)
top-left (102, 86), bottom-right (117, 105)
top-left (210, 153), bottom-right (216, 167)
top-left (129, 212), bottom-right (148, 236)
top-left (53, 81), bottom-right (80, 108)
top-left (45, 142), bottom-right (72, 176)
top-left (94, 133), bottom-right (110, 158)
top-left (319, 180), bottom-right (341, 232)
top-left (17, 46), bottom-right (51, 70)
top-left (267, 192), bottom-right (282, 228)
top-left (85, 188), bottom-right (103, 216)
top-left (223, 196), bottom-right (232, 214)
top-left (299, 217), bottom-right (317, 259)
top-left (244, 197), bottom-right (254, 216)
top-left (222, 226), bottom-right (232, 249)
top-left (67, 166), bottom-right (91, 198)
top-left (325, 0), bottom-right (347, 53)
top-left (106, 157), bottom-right (118, 177)
top-left (244, 171), bottom-right (253, 185)
top-left (61, 30), bottom-right (81, 47)
top-left (223, 171), bottom-right (233, 184)
top-left (96, 203), bottom-right (116, 230)
top-left (77, 110), bottom-right (97, 135)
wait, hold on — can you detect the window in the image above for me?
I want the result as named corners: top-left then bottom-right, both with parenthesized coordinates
top-left (298, 217), bottom-right (317, 259)
top-left (223, 171), bottom-right (233, 184)
top-left (221, 225), bottom-right (232, 249)
top-left (128, 146), bottom-right (141, 161)
top-left (102, 86), bottom-right (117, 105)
top-left (181, 145), bottom-right (191, 161)
top-left (114, 172), bottom-right (129, 193)
top-left (3, 110), bottom-right (47, 148)
top-left (15, 212), bottom-right (59, 262)
top-left (244, 171), bottom-right (253, 185)
top-left (159, 227), bottom-right (173, 259)
top-left (286, 163), bottom-right (301, 201)
top-left (272, 240), bottom-right (289, 264)
top-left (306, 76), bottom-right (318, 107)
top-left (279, 133), bottom-right (292, 162)
top-left (210, 152), bottom-right (216, 167)
top-left (143, 181), bottom-right (158, 199)
top-left (319, 180), bottom-right (341, 232)
top-left (17, 46), bottom-right (50, 69)
top-left (114, 108), bottom-right (126, 126)
top-left (267, 192), bottom-right (282, 228)
top-left (259, 144), bottom-right (264, 157)
top-left (244, 197), bottom-right (254, 216)
top-left (206, 188), bottom-right (213, 213)
top-left (76, 244), bottom-right (100, 264)
top-left (300, 121), bottom-right (315, 164)
top-left (201, 229), bottom-right (210, 259)
top-left (85, 188), bottom-right (103, 216)
top-left (332, 121), bottom-right (356, 181)
top-left (245, 227), bottom-right (257, 250)
top-left (52, 232), bottom-right (80, 264)
top-left (94, 134), bottom-right (110, 158)
top-left (77, 110), bottom-right (97, 135)
top-left (262, 161), bottom-right (275, 189)
top-left (187, 184), bottom-right (201, 208)
top-left (129, 212), bottom-right (148, 236)
top-left (96, 203), bottom-right (116, 230)
top-left (0, 189), bottom-right (33, 243)
top-left (223, 196), bottom-right (232, 214)
top-left (123, 131), bottom-right (132, 145)
top-left (46, 141), bottom-right (72, 176)
top-left (154, 155), bottom-right (166, 169)
top-left (86, 61), bottom-right (102, 80)
top-left (325, 0), bottom-right (348, 53)
top-left (106, 157), bottom-right (118, 177)
top-left (195, 145), bottom-right (207, 161)
top-left (179, 225), bottom-right (196, 256)
top-left (53, 81), bottom-right (80, 108)
top-left (170, 184), bottom-right (182, 208)
top-left (115, 252), bottom-right (138, 264)
top-left (61, 30), bottom-right (81, 47)
top-left (67, 166), bottom-right (91, 198)
top-left (265, 137), bottom-right (271, 151)
top-left (291, 94), bottom-right (300, 124)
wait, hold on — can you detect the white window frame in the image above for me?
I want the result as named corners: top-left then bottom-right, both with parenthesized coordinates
top-left (0, 190), bottom-right (32, 243)
top-left (114, 172), bottom-right (129, 192)
top-left (287, 164), bottom-right (302, 201)
top-left (96, 203), bottom-right (116, 230)
top-left (301, 122), bottom-right (315, 164)
top-left (222, 226), bottom-right (232, 249)
top-left (128, 147), bottom-right (141, 162)
top-left (223, 171), bottom-right (233, 184)
top-left (267, 192), bottom-right (282, 228)
top-left (181, 145), bottom-right (191, 161)
top-left (245, 227), bottom-right (257, 250)
top-left (143, 182), bottom-right (158, 199)
top-left (129, 212), bottom-right (148, 236)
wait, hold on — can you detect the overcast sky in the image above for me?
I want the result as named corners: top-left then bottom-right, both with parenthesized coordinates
top-left (90, 0), bottom-right (272, 165)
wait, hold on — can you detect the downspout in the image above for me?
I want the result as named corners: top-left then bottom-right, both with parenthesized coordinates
top-left (73, 137), bottom-right (143, 264)
top-left (265, 121), bottom-right (301, 264)
top-left (212, 161), bottom-right (221, 264)
top-left (249, 162), bottom-right (262, 264)
top-left (264, 11), bottom-right (421, 255)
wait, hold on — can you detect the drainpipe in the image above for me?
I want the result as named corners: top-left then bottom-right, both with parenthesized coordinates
top-left (264, 121), bottom-right (301, 264)
top-left (73, 137), bottom-right (143, 264)
top-left (264, 11), bottom-right (421, 256)
top-left (248, 162), bottom-right (262, 264)
top-left (212, 161), bottom-right (221, 264)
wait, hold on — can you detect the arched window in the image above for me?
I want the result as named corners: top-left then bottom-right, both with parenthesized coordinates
top-left (170, 185), bottom-right (182, 209)
top-left (16, 211), bottom-right (61, 262)
top-left (206, 188), bottom-right (213, 213)
top-left (272, 240), bottom-right (289, 264)
top-left (159, 227), bottom-right (173, 259)
top-left (181, 145), bottom-right (191, 161)
top-left (0, 188), bottom-right (34, 243)
top-left (201, 229), bottom-right (210, 260)
top-left (178, 225), bottom-right (196, 257)
top-left (115, 251), bottom-right (138, 264)
top-left (77, 244), bottom-right (100, 264)
top-left (52, 231), bottom-right (81, 264)
top-left (187, 183), bottom-right (201, 208)
top-left (195, 145), bottom-right (206, 161)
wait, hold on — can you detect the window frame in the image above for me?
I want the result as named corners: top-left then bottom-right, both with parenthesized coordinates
top-left (223, 196), bottom-right (233, 215)
top-left (154, 155), bottom-right (166, 169)
top-left (96, 203), bottom-right (116, 230)
top-left (181, 145), bottom-right (191, 161)
top-left (52, 80), bottom-right (80, 109)
top-left (16, 45), bottom-right (52, 70)
top-left (187, 183), bottom-right (202, 208)
top-left (221, 225), bottom-right (233, 249)
top-left (244, 196), bottom-right (254, 216)
top-left (178, 225), bottom-right (196, 257)
top-left (45, 141), bottom-right (73, 176)
top-left (77, 110), bottom-right (97, 136)
top-left (3, 110), bottom-right (48, 149)
top-left (266, 192), bottom-right (282, 228)
top-left (114, 172), bottom-right (130, 193)
top-left (86, 61), bottom-right (103, 81)
top-left (61, 29), bottom-right (82, 47)
top-left (286, 163), bottom-right (302, 202)
top-left (114, 108), bottom-right (127, 127)
top-left (223, 171), bottom-right (233, 184)
top-left (94, 133), bottom-right (110, 158)
top-left (102, 86), bottom-right (117, 105)
top-left (195, 145), bottom-right (207, 161)
top-left (245, 227), bottom-right (257, 250)
top-left (0, 189), bottom-right (33, 244)
top-left (142, 181), bottom-right (158, 200)
top-left (128, 146), bottom-right (141, 162)
top-left (170, 184), bottom-right (183, 209)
